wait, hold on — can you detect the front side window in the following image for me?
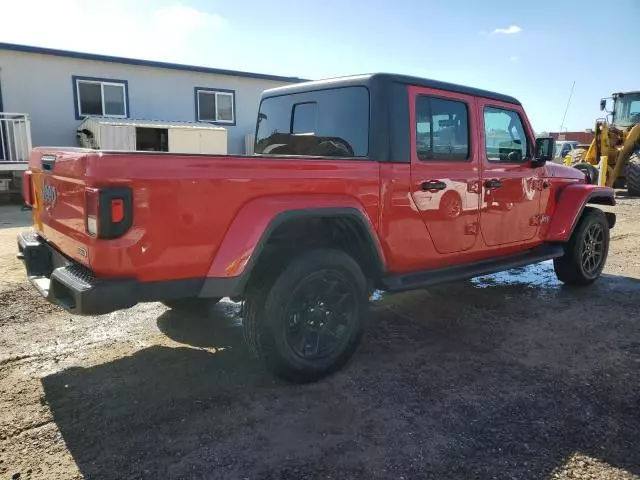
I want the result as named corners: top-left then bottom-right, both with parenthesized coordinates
top-left (196, 88), bottom-right (235, 124)
top-left (483, 106), bottom-right (529, 163)
top-left (255, 86), bottom-right (369, 157)
top-left (74, 77), bottom-right (127, 118)
top-left (415, 96), bottom-right (469, 161)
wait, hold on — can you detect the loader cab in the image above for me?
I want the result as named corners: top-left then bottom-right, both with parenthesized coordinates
top-left (604, 92), bottom-right (640, 128)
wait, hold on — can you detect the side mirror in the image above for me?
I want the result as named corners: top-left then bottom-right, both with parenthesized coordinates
top-left (532, 137), bottom-right (554, 167)
top-left (600, 99), bottom-right (606, 111)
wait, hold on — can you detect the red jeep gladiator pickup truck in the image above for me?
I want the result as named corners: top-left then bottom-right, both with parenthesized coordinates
top-left (18, 73), bottom-right (616, 382)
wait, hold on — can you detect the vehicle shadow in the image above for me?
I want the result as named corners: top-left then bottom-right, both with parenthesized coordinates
top-left (155, 299), bottom-right (244, 349)
top-left (41, 274), bottom-right (640, 479)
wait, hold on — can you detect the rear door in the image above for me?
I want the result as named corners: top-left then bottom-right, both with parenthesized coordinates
top-left (408, 86), bottom-right (481, 254)
top-left (477, 100), bottom-right (541, 246)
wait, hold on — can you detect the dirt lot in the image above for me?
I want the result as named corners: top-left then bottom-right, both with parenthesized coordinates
top-left (1, 200), bottom-right (639, 480)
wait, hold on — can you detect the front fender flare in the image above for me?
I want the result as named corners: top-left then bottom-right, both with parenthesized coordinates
top-left (205, 195), bottom-right (384, 279)
top-left (545, 184), bottom-right (615, 242)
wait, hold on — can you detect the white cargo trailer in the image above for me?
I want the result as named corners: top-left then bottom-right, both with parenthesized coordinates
top-left (77, 117), bottom-right (227, 154)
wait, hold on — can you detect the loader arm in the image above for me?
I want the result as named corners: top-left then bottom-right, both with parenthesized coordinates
top-left (609, 123), bottom-right (640, 185)
top-left (569, 120), bottom-right (609, 169)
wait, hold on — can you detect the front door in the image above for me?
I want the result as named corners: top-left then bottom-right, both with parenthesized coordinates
top-left (409, 86), bottom-right (481, 254)
top-left (478, 100), bottom-right (541, 246)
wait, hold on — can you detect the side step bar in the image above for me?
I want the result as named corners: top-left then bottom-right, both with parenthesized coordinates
top-left (380, 244), bottom-right (564, 292)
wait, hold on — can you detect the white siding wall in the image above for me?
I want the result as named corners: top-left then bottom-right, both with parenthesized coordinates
top-left (0, 50), bottom-right (292, 154)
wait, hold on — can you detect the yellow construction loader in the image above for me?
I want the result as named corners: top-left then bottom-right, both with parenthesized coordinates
top-left (566, 91), bottom-right (640, 195)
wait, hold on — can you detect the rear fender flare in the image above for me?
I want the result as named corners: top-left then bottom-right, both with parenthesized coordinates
top-left (545, 184), bottom-right (615, 242)
top-left (205, 195), bottom-right (385, 280)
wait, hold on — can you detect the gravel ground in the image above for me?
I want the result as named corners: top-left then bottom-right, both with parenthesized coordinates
top-left (0, 198), bottom-right (639, 480)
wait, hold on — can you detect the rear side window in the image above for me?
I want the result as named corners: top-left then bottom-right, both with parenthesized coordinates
top-left (415, 96), bottom-right (469, 161)
top-left (255, 86), bottom-right (369, 157)
top-left (483, 107), bottom-right (529, 163)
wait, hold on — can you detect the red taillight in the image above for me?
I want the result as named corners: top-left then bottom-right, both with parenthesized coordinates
top-left (23, 171), bottom-right (33, 206)
top-left (85, 187), bottom-right (132, 239)
top-left (111, 199), bottom-right (124, 223)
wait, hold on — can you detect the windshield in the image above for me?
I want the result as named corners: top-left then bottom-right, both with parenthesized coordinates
top-left (613, 93), bottom-right (640, 127)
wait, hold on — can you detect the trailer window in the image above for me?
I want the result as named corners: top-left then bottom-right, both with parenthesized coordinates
top-left (136, 128), bottom-right (168, 152)
top-left (255, 86), bottom-right (369, 157)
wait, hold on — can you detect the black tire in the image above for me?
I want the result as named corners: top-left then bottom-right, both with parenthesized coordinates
top-left (243, 248), bottom-right (368, 383)
top-left (553, 208), bottom-right (610, 286)
top-left (626, 150), bottom-right (640, 196)
top-left (162, 297), bottom-right (221, 310)
top-left (574, 162), bottom-right (599, 185)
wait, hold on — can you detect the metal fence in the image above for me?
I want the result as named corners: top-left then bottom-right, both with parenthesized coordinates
top-left (0, 113), bottom-right (32, 164)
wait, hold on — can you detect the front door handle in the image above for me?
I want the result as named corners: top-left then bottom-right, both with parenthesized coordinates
top-left (484, 179), bottom-right (503, 189)
top-left (421, 180), bottom-right (447, 191)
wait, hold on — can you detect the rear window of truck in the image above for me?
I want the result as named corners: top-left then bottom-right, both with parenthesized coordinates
top-left (255, 86), bottom-right (369, 157)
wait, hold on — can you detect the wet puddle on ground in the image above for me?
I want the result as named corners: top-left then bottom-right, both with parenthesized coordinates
top-left (471, 260), bottom-right (562, 289)
top-left (217, 298), bottom-right (243, 326)
top-left (368, 261), bottom-right (562, 303)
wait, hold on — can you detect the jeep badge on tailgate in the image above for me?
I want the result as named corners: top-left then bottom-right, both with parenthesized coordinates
top-left (43, 184), bottom-right (57, 206)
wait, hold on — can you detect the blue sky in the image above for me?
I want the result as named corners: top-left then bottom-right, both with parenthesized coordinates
top-left (2, 0), bottom-right (638, 132)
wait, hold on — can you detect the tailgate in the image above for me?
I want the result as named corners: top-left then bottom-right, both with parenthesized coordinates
top-left (27, 148), bottom-right (93, 266)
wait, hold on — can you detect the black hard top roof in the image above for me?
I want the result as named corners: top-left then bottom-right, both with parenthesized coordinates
top-left (262, 73), bottom-right (521, 105)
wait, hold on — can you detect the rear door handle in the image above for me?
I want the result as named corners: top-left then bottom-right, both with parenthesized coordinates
top-left (421, 180), bottom-right (447, 191)
top-left (484, 179), bottom-right (503, 189)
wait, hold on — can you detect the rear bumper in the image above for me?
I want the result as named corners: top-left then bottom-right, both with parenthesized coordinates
top-left (17, 231), bottom-right (242, 315)
top-left (17, 231), bottom-right (137, 315)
